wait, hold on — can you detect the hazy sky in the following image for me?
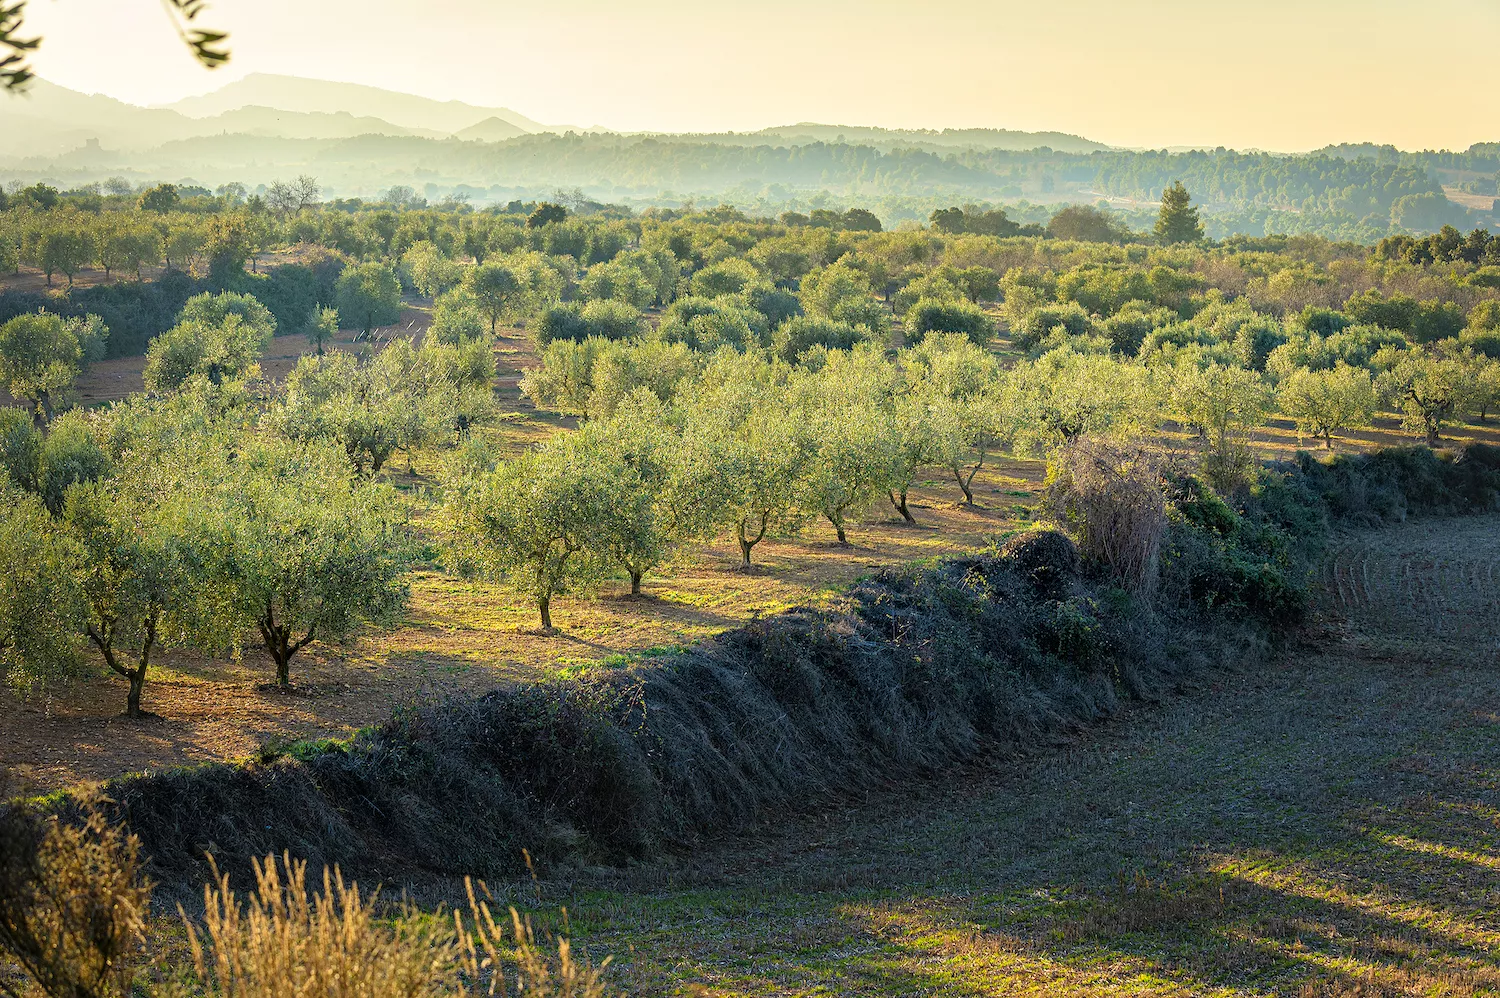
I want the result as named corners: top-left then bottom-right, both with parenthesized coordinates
top-left (20, 0), bottom-right (1500, 151)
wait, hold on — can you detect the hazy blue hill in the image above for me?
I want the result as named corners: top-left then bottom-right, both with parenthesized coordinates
top-left (741, 123), bottom-right (1110, 153)
top-left (200, 105), bottom-right (443, 140)
top-left (454, 116), bottom-right (532, 143)
top-left (163, 73), bottom-right (552, 136)
top-left (0, 80), bottom-right (440, 153)
top-left (3, 77), bottom-right (1493, 241)
top-left (0, 79), bottom-right (198, 152)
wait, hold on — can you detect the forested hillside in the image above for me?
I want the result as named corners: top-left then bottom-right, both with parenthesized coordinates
top-left (3, 76), bottom-right (1496, 239)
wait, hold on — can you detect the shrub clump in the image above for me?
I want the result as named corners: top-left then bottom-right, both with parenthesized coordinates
top-left (1285, 444), bottom-right (1500, 526)
top-left (1000, 528), bottom-right (1082, 600)
top-left (1043, 439), bottom-right (1167, 596)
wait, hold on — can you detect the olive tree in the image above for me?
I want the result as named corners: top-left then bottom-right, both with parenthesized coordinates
top-left (1277, 364), bottom-right (1377, 449)
top-left (465, 262), bottom-right (521, 335)
top-left (905, 334), bottom-right (1006, 504)
top-left (581, 338), bottom-right (700, 421)
top-left (401, 241), bottom-right (460, 299)
top-left (273, 352), bottom-right (403, 476)
top-left (1471, 357), bottom-right (1500, 422)
top-left (143, 315), bottom-right (266, 392)
top-left (520, 337), bottom-right (607, 420)
top-left (62, 476), bottom-right (204, 717)
top-left (307, 306), bottom-right (338, 357)
top-left (0, 407), bottom-right (41, 491)
top-left (40, 229), bottom-right (93, 288)
top-left (1376, 353), bottom-right (1477, 446)
top-left (1167, 361), bottom-right (1270, 493)
top-left (679, 359), bottom-right (810, 567)
top-left (181, 290), bottom-right (277, 338)
top-left (885, 386), bottom-right (943, 524)
top-left (374, 337), bottom-right (496, 469)
top-left (429, 288), bottom-right (489, 345)
top-left (0, 312), bottom-right (82, 425)
top-left (1003, 348), bottom-right (1152, 456)
top-left (415, 336), bottom-right (499, 441)
top-left (570, 395), bottom-right (699, 595)
top-left (799, 260), bottom-right (888, 331)
top-left (904, 297), bottom-right (993, 346)
top-left (794, 350), bottom-right (903, 545)
top-left (143, 292), bottom-right (275, 392)
top-left (445, 440), bottom-right (613, 630)
top-left (0, 486), bottom-right (81, 691)
top-left (197, 435), bottom-right (411, 687)
top-left (37, 410), bottom-right (112, 515)
top-left (334, 263), bottom-right (402, 339)
top-left (927, 388), bottom-right (1008, 506)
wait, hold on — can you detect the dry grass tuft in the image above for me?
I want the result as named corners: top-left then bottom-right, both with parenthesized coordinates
top-left (456, 877), bottom-right (610, 998)
top-left (0, 795), bottom-right (150, 998)
top-left (184, 853), bottom-right (451, 998)
top-left (183, 853), bottom-right (609, 998)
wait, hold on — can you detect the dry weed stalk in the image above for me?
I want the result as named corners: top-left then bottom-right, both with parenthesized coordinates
top-left (182, 854), bottom-right (609, 998)
top-left (184, 854), bottom-right (450, 998)
top-left (0, 797), bottom-right (151, 998)
top-left (455, 878), bottom-right (610, 998)
top-left (1045, 437), bottom-right (1167, 596)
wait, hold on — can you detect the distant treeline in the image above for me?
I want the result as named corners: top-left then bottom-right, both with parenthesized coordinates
top-left (7, 132), bottom-right (1498, 241)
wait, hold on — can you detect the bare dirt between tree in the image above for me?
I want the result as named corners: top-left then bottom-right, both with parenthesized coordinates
top-left (540, 515), bottom-right (1500, 995)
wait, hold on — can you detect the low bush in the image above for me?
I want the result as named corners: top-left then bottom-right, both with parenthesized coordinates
top-left (534, 303), bottom-right (591, 346)
top-left (771, 315), bottom-right (871, 362)
top-left (534, 301), bottom-right (643, 347)
top-left (904, 297), bottom-right (992, 346)
top-left (1160, 476), bottom-right (1309, 622)
top-left (1284, 443), bottom-right (1500, 526)
top-left (999, 528), bottom-right (1081, 600)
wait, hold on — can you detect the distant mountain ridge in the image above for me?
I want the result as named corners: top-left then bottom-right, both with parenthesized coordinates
top-left (5, 74), bottom-right (1116, 157)
top-left (738, 122), bottom-right (1109, 153)
top-left (160, 73), bottom-right (599, 137)
top-left (0, 75), bottom-right (606, 157)
top-left (453, 117), bottom-right (531, 143)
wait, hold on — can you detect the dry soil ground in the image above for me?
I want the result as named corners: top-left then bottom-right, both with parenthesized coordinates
top-left (546, 515), bottom-right (1500, 996)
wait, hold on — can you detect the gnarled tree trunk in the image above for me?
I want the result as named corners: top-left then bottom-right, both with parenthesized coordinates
top-left (890, 488), bottom-right (916, 524)
top-left (259, 601), bottom-right (315, 689)
top-left (88, 617), bottom-right (156, 718)
top-left (736, 512), bottom-right (770, 568)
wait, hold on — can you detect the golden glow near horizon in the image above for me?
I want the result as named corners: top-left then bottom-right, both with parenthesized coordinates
top-left (19, 0), bottom-right (1500, 151)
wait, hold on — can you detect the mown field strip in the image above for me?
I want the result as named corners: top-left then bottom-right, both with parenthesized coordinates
top-left (571, 516), bottom-right (1500, 996)
top-left (1324, 519), bottom-right (1500, 651)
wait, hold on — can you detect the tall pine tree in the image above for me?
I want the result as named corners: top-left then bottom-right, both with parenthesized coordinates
top-left (1155, 181), bottom-right (1204, 245)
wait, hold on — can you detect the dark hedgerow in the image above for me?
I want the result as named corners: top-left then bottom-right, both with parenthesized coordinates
top-left (94, 539), bottom-right (1240, 890)
top-left (28, 444), bottom-right (1500, 893)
